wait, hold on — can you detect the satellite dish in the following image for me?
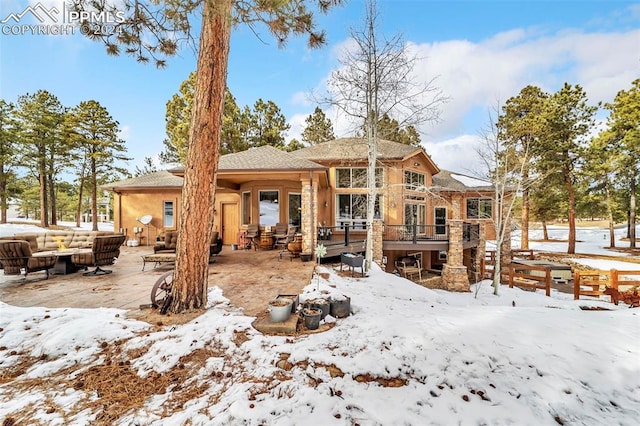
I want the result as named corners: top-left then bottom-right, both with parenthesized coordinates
top-left (137, 215), bottom-right (152, 225)
top-left (137, 215), bottom-right (153, 246)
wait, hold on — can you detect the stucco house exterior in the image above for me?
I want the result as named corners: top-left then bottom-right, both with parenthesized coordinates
top-left (104, 138), bottom-right (497, 290)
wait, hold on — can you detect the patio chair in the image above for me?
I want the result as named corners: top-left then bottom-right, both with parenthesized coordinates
top-left (0, 240), bottom-right (57, 279)
top-left (272, 223), bottom-right (288, 248)
top-left (395, 256), bottom-right (422, 281)
top-left (245, 224), bottom-right (259, 250)
top-left (72, 234), bottom-right (127, 275)
top-left (276, 226), bottom-right (297, 259)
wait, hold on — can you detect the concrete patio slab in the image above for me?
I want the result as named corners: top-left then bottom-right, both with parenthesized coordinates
top-left (0, 245), bottom-right (316, 320)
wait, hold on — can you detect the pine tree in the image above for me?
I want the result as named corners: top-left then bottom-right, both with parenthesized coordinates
top-left (67, 100), bottom-right (130, 231)
top-left (75, 0), bottom-right (342, 312)
top-left (301, 106), bottom-right (335, 145)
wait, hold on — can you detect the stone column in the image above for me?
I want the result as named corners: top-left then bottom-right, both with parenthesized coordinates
top-left (300, 178), bottom-right (318, 255)
top-left (442, 219), bottom-right (470, 292)
top-left (372, 219), bottom-right (384, 264)
top-left (451, 195), bottom-right (462, 220)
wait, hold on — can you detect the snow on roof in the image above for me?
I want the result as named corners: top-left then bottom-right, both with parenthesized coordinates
top-left (450, 173), bottom-right (492, 188)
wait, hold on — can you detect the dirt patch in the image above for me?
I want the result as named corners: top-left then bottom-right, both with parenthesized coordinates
top-left (127, 308), bottom-right (205, 327)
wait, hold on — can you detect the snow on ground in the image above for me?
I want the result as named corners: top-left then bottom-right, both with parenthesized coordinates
top-left (0, 221), bottom-right (639, 424)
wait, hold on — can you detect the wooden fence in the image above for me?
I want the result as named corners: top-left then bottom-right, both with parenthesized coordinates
top-left (507, 263), bottom-right (552, 297)
top-left (482, 249), bottom-right (537, 279)
top-left (573, 269), bottom-right (640, 301)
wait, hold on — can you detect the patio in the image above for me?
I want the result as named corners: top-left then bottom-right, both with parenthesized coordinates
top-left (0, 245), bottom-right (316, 318)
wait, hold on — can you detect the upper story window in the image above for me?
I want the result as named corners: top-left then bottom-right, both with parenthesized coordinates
top-left (336, 168), bottom-right (383, 188)
top-left (466, 198), bottom-right (493, 219)
top-left (404, 170), bottom-right (425, 190)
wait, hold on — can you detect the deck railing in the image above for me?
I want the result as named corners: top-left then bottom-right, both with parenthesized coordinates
top-left (383, 224), bottom-right (449, 242)
top-left (463, 223), bottom-right (480, 243)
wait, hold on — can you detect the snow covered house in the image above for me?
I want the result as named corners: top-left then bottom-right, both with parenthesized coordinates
top-left (104, 138), bottom-right (497, 290)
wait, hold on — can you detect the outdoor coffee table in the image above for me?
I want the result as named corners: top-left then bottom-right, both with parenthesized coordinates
top-left (141, 253), bottom-right (176, 271)
top-left (36, 248), bottom-right (92, 275)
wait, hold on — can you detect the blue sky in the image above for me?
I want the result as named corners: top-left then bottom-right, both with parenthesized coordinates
top-left (1, 0), bottom-right (638, 175)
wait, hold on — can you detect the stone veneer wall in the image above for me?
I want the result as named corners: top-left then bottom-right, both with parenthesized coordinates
top-left (442, 219), bottom-right (470, 292)
top-left (301, 179), bottom-right (317, 254)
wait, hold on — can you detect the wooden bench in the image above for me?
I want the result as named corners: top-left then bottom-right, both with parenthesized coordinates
top-left (141, 253), bottom-right (176, 271)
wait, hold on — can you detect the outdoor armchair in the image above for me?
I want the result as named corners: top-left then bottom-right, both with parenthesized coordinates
top-left (245, 224), bottom-right (259, 250)
top-left (72, 234), bottom-right (126, 275)
top-left (395, 256), bottom-right (422, 281)
top-left (0, 240), bottom-right (57, 279)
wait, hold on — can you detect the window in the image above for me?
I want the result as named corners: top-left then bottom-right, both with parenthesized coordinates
top-left (435, 207), bottom-right (447, 235)
top-left (336, 194), bottom-right (382, 228)
top-left (404, 170), bottom-right (425, 190)
top-left (288, 193), bottom-right (301, 227)
top-left (466, 198), bottom-right (492, 219)
top-left (404, 204), bottom-right (426, 226)
top-left (336, 168), bottom-right (383, 188)
top-left (241, 191), bottom-right (251, 225)
top-left (259, 190), bottom-right (279, 226)
top-left (163, 201), bottom-right (174, 228)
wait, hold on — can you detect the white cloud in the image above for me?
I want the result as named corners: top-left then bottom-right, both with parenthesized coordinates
top-left (424, 135), bottom-right (486, 176)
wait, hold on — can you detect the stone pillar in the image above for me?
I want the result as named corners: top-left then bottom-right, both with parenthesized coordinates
top-left (451, 195), bottom-right (462, 220)
top-left (301, 179), bottom-right (314, 255)
top-left (372, 219), bottom-right (384, 264)
top-left (442, 219), bottom-right (470, 292)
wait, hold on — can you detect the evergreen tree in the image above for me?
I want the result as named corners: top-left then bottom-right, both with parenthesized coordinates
top-left (603, 79), bottom-right (639, 248)
top-left (248, 98), bottom-right (290, 149)
top-left (14, 90), bottom-right (66, 227)
top-left (67, 100), bottom-right (130, 230)
top-left (497, 85), bottom-right (547, 249)
top-left (534, 83), bottom-right (598, 254)
top-left (76, 0), bottom-right (342, 312)
top-left (0, 100), bottom-right (20, 223)
top-left (301, 106), bottom-right (335, 145)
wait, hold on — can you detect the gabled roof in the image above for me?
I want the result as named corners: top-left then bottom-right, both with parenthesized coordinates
top-left (167, 145), bottom-right (326, 174)
top-left (290, 137), bottom-right (421, 161)
top-left (432, 170), bottom-right (494, 191)
top-left (102, 170), bottom-right (183, 191)
top-left (219, 145), bottom-right (325, 171)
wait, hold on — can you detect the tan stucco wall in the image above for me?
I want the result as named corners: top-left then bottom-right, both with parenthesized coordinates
top-left (114, 189), bottom-right (181, 245)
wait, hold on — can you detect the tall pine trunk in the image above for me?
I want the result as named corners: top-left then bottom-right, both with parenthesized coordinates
top-left (542, 220), bottom-right (549, 240)
top-left (521, 171), bottom-right (529, 250)
top-left (170, 0), bottom-right (232, 313)
top-left (91, 158), bottom-right (98, 231)
top-left (566, 170), bottom-right (576, 254)
top-left (48, 172), bottom-right (57, 226)
top-left (38, 159), bottom-right (48, 228)
top-left (630, 176), bottom-right (637, 249)
top-left (605, 181), bottom-right (615, 248)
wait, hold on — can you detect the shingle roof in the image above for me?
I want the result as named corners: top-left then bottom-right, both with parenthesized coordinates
top-left (289, 137), bottom-right (422, 161)
top-left (102, 170), bottom-right (183, 190)
top-left (218, 145), bottom-right (325, 170)
top-left (432, 170), bottom-right (494, 191)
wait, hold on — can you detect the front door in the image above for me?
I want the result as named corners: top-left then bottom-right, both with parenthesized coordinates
top-left (222, 203), bottom-right (239, 245)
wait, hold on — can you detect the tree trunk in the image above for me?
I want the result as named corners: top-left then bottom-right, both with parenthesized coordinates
top-left (630, 176), bottom-right (637, 249)
top-left (566, 170), bottom-right (576, 254)
top-left (605, 181), bottom-right (615, 248)
top-left (49, 172), bottom-right (57, 226)
top-left (0, 165), bottom-right (6, 224)
top-left (542, 220), bottom-right (548, 240)
top-left (170, 0), bottom-right (232, 313)
top-left (39, 162), bottom-right (48, 228)
top-left (521, 173), bottom-right (529, 249)
top-left (76, 176), bottom-right (84, 227)
top-left (91, 158), bottom-right (98, 231)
